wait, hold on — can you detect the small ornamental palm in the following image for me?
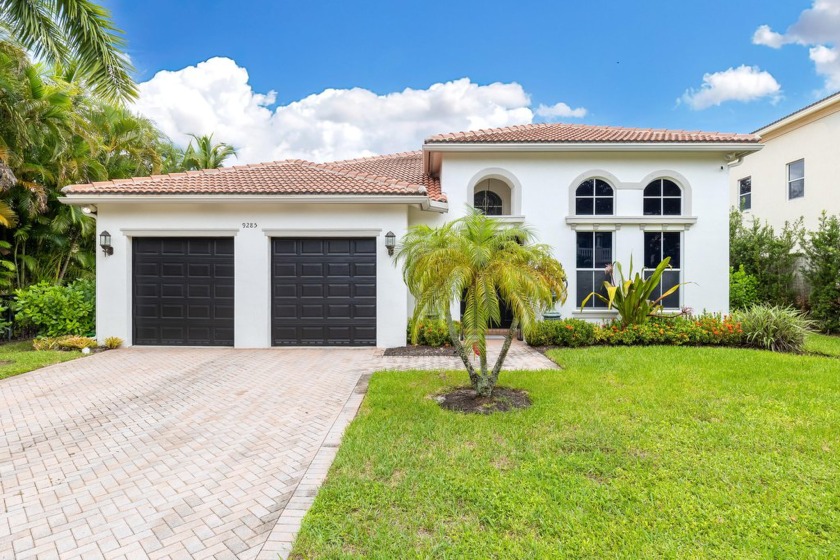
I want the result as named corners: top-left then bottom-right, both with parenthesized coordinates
top-left (397, 211), bottom-right (567, 397)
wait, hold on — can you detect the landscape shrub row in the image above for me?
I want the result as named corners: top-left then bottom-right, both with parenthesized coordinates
top-left (527, 315), bottom-right (743, 348)
top-left (526, 306), bottom-right (810, 353)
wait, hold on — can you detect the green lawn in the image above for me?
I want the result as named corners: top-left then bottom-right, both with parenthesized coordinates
top-left (292, 346), bottom-right (840, 559)
top-left (806, 332), bottom-right (840, 357)
top-left (0, 340), bottom-right (81, 381)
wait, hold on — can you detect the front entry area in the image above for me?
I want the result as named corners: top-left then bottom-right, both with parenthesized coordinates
top-left (132, 237), bottom-right (235, 346)
top-left (271, 238), bottom-right (377, 346)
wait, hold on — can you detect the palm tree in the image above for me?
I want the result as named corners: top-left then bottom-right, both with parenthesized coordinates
top-left (0, 0), bottom-right (136, 102)
top-left (182, 133), bottom-right (237, 170)
top-left (397, 211), bottom-right (568, 397)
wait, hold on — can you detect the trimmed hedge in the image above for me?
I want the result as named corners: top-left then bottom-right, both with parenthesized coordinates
top-left (527, 314), bottom-right (744, 348)
top-left (525, 319), bottom-right (595, 347)
top-left (407, 318), bottom-right (461, 347)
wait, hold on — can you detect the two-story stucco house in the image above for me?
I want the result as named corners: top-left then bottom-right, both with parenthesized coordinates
top-left (730, 91), bottom-right (840, 231)
top-left (60, 123), bottom-right (760, 348)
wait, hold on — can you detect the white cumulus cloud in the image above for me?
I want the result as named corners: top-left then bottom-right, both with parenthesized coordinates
top-left (133, 57), bottom-right (585, 164)
top-left (679, 65), bottom-right (781, 110)
top-left (535, 102), bottom-right (587, 119)
top-left (752, 0), bottom-right (840, 89)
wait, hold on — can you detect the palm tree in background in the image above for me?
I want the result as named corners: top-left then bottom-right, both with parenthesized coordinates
top-left (0, 0), bottom-right (136, 102)
top-left (397, 211), bottom-right (568, 397)
top-left (182, 134), bottom-right (237, 170)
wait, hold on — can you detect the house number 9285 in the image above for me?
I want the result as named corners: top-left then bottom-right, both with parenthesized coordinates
top-left (241, 222), bottom-right (258, 229)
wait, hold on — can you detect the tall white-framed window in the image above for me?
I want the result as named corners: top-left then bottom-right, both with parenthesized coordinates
top-left (787, 159), bottom-right (804, 199)
top-left (643, 179), bottom-right (682, 215)
top-left (643, 231), bottom-right (681, 309)
top-left (575, 179), bottom-right (614, 215)
top-left (738, 177), bottom-right (751, 210)
top-left (576, 231), bottom-right (613, 308)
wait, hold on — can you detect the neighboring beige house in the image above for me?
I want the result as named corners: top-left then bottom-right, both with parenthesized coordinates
top-left (730, 91), bottom-right (840, 231)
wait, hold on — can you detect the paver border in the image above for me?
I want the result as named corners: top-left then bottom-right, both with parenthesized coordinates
top-left (255, 373), bottom-right (371, 559)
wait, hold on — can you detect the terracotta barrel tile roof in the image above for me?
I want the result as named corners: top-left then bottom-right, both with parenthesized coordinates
top-left (425, 123), bottom-right (760, 144)
top-left (323, 151), bottom-right (444, 202)
top-left (62, 155), bottom-right (444, 200)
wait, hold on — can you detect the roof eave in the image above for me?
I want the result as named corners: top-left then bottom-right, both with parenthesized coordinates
top-left (423, 142), bottom-right (763, 153)
top-left (754, 91), bottom-right (840, 135)
top-left (59, 193), bottom-right (435, 205)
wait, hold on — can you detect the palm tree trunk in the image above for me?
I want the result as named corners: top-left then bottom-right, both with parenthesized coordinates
top-left (489, 318), bottom-right (520, 388)
top-left (445, 306), bottom-right (478, 386)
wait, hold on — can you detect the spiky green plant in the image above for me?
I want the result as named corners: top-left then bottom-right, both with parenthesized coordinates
top-left (396, 210), bottom-right (567, 398)
top-left (581, 257), bottom-right (683, 326)
top-left (734, 304), bottom-right (812, 353)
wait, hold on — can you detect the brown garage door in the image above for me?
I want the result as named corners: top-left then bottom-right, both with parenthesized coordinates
top-left (133, 237), bottom-right (234, 346)
top-left (271, 238), bottom-right (376, 346)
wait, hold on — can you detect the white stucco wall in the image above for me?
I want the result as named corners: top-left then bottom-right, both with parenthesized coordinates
top-left (412, 151), bottom-right (732, 319)
top-left (730, 108), bottom-right (840, 232)
top-left (93, 202), bottom-right (410, 348)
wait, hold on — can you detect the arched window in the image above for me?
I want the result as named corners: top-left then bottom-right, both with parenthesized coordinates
top-left (575, 179), bottom-right (614, 215)
top-left (644, 179), bottom-right (682, 215)
top-left (474, 189), bottom-right (504, 216)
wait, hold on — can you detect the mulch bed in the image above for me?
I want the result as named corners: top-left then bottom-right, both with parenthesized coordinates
top-left (383, 345), bottom-right (459, 357)
top-left (435, 387), bottom-right (531, 414)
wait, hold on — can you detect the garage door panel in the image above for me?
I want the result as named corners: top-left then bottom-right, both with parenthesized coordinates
top-left (354, 283), bottom-right (376, 297)
top-left (272, 237), bottom-right (376, 346)
top-left (274, 263), bottom-right (296, 278)
top-left (327, 284), bottom-right (350, 297)
top-left (327, 304), bottom-right (351, 318)
top-left (133, 237), bottom-right (234, 346)
top-left (327, 263), bottom-right (350, 277)
top-left (214, 263), bottom-right (235, 278)
top-left (188, 263), bottom-right (211, 277)
top-left (328, 239), bottom-right (350, 253)
top-left (353, 304), bottom-right (376, 318)
top-left (214, 304), bottom-right (234, 320)
top-left (353, 262), bottom-right (376, 277)
top-left (300, 284), bottom-right (324, 297)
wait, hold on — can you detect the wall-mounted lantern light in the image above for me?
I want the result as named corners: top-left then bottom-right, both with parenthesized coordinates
top-left (99, 230), bottom-right (113, 256)
top-left (385, 231), bottom-right (396, 256)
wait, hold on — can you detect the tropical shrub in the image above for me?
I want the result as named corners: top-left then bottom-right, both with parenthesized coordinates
top-left (800, 212), bottom-right (840, 333)
top-left (734, 305), bottom-right (811, 353)
top-left (730, 210), bottom-right (801, 307)
top-left (14, 279), bottom-right (95, 337)
top-left (104, 336), bottom-right (123, 349)
top-left (581, 257), bottom-right (682, 326)
top-left (594, 315), bottom-right (743, 347)
top-left (407, 318), bottom-right (460, 347)
top-left (729, 265), bottom-right (759, 310)
top-left (0, 300), bottom-right (10, 336)
top-left (526, 319), bottom-right (595, 347)
top-left (33, 335), bottom-right (97, 351)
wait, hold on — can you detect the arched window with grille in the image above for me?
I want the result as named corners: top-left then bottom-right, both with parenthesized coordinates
top-left (575, 179), bottom-right (614, 215)
top-left (643, 179), bottom-right (682, 215)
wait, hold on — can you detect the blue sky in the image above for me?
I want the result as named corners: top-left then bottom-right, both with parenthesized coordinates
top-left (104, 0), bottom-right (839, 163)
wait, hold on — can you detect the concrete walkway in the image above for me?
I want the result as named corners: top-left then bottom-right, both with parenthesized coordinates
top-left (0, 341), bottom-right (554, 559)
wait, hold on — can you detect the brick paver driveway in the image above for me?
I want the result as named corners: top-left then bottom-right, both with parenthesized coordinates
top-left (0, 341), bottom-right (555, 559)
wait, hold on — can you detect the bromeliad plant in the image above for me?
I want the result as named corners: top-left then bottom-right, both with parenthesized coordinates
top-left (397, 211), bottom-right (567, 398)
top-left (581, 257), bottom-right (683, 326)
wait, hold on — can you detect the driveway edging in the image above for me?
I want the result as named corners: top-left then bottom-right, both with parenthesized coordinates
top-left (255, 373), bottom-right (371, 560)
